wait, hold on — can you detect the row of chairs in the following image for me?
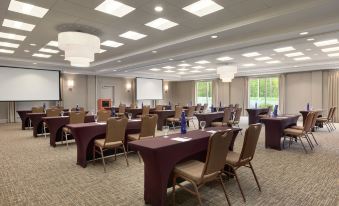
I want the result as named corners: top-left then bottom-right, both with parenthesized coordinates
top-left (166, 106), bottom-right (197, 129)
top-left (316, 107), bottom-right (336, 132)
top-left (172, 123), bottom-right (262, 205)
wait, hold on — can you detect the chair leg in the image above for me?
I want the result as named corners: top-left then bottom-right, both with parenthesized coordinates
top-left (122, 145), bottom-right (129, 167)
top-left (331, 121), bottom-right (336, 129)
top-left (172, 175), bottom-right (177, 206)
top-left (137, 151), bottom-right (142, 163)
top-left (92, 145), bottom-right (96, 165)
top-left (282, 136), bottom-right (286, 149)
top-left (219, 175), bottom-right (231, 206)
top-left (61, 132), bottom-right (64, 145)
top-left (249, 162), bottom-right (261, 191)
top-left (100, 147), bottom-right (106, 172)
top-left (43, 126), bottom-right (46, 138)
top-left (305, 134), bottom-right (313, 150)
top-left (233, 169), bottom-right (246, 202)
top-left (114, 148), bottom-right (117, 160)
top-left (325, 123), bottom-right (331, 132)
top-left (309, 132), bottom-right (318, 145)
top-left (298, 136), bottom-right (308, 154)
top-left (192, 182), bottom-right (203, 206)
top-left (65, 133), bottom-right (69, 150)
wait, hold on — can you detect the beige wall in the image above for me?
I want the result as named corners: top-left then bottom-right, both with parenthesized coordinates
top-left (0, 102), bottom-right (7, 123)
top-left (171, 81), bottom-right (195, 106)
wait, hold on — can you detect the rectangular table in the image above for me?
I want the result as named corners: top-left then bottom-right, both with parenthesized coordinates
top-left (43, 115), bottom-right (95, 147)
top-left (129, 127), bottom-right (241, 206)
top-left (261, 115), bottom-right (300, 150)
top-left (17, 110), bottom-right (32, 130)
top-left (246, 108), bottom-right (269, 125)
top-left (151, 110), bottom-right (175, 130)
top-left (194, 112), bottom-right (224, 128)
top-left (67, 120), bottom-right (141, 168)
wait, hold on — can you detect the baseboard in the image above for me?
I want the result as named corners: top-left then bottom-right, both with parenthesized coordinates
top-left (0, 119), bottom-right (8, 123)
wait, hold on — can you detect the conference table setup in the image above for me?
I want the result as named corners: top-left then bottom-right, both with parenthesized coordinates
top-left (246, 108), bottom-right (270, 124)
top-left (17, 110), bottom-right (33, 130)
top-left (194, 111), bottom-right (225, 128)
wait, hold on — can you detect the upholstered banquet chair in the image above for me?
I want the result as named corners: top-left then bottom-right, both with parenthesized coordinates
top-left (155, 105), bottom-right (163, 111)
top-left (32, 107), bottom-right (44, 113)
top-left (97, 110), bottom-right (111, 122)
top-left (130, 103), bottom-right (137, 109)
top-left (186, 106), bottom-right (196, 128)
top-left (258, 106), bottom-right (272, 119)
top-left (71, 107), bottom-right (84, 111)
top-left (93, 117), bottom-right (129, 172)
top-left (137, 105), bottom-right (150, 118)
top-left (172, 130), bottom-right (234, 206)
top-left (195, 104), bottom-right (201, 113)
top-left (283, 112), bottom-right (314, 153)
top-left (316, 108), bottom-right (333, 132)
top-left (42, 108), bottom-right (61, 138)
top-left (116, 104), bottom-right (126, 117)
top-left (202, 103), bottom-right (208, 113)
top-left (291, 110), bottom-right (320, 146)
top-left (166, 106), bottom-right (182, 129)
top-left (211, 108), bottom-right (232, 127)
top-left (223, 123), bottom-right (262, 202)
top-left (228, 108), bottom-right (242, 134)
top-left (61, 111), bottom-right (85, 149)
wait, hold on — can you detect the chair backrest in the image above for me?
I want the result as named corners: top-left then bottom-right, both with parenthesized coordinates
top-left (234, 108), bottom-right (242, 121)
top-left (130, 103), bottom-right (137, 109)
top-left (140, 115), bottom-right (158, 138)
top-left (156, 105), bottom-right (163, 111)
top-left (310, 111), bottom-right (319, 129)
top-left (174, 106), bottom-right (182, 118)
top-left (32, 107), bottom-right (44, 113)
top-left (330, 107), bottom-right (336, 120)
top-left (229, 104), bottom-right (234, 108)
top-left (202, 130), bottom-right (233, 176)
top-left (118, 104), bottom-right (126, 113)
top-left (234, 104), bottom-right (239, 108)
top-left (203, 104), bottom-right (208, 112)
top-left (105, 117), bottom-right (128, 144)
top-left (97, 110), bottom-right (111, 122)
top-left (187, 106), bottom-right (195, 117)
top-left (238, 123), bottom-right (262, 164)
top-left (46, 108), bottom-right (61, 117)
top-left (71, 107), bottom-right (84, 112)
top-left (222, 108), bottom-right (232, 123)
top-left (303, 112), bottom-right (315, 132)
top-left (69, 111), bottom-right (85, 124)
top-left (142, 105), bottom-right (150, 116)
top-left (195, 104), bottom-right (201, 112)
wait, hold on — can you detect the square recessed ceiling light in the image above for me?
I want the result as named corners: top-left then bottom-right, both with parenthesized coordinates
top-left (314, 39), bottom-right (338, 47)
top-left (101, 40), bottom-right (124, 47)
top-left (0, 41), bottom-right (19, 48)
top-left (95, 0), bottom-right (135, 17)
top-left (145, 18), bottom-right (178, 31)
top-left (294, 56), bottom-right (311, 61)
top-left (2, 19), bottom-right (35, 31)
top-left (0, 49), bottom-right (15, 54)
top-left (162, 66), bottom-right (175, 69)
top-left (177, 68), bottom-right (189, 71)
top-left (32, 53), bottom-right (51, 58)
top-left (99, 49), bottom-right (106, 53)
top-left (164, 70), bottom-right (175, 73)
top-left (206, 68), bottom-right (216, 71)
top-left (255, 56), bottom-right (272, 61)
top-left (242, 52), bottom-right (261, 57)
top-left (327, 53), bottom-right (339, 57)
top-left (39, 48), bottom-right (59, 54)
top-left (274, 46), bottom-right (295, 53)
top-left (190, 70), bottom-right (202, 73)
top-left (195, 60), bottom-right (210, 64)
top-left (216, 56), bottom-right (233, 61)
top-left (192, 66), bottom-right (205, 69)
top-left (8, 0), bottom-right (49, 18)
top-left (177, 72), bottom-right (186, 75)
top-left (182, 0), bottom-right (224, 17)
top-left (285, 52), bottom-right (304, 57)
top-left (266, 60), bottom-right (281, 64)
top-left (47, 41), bottom-right (58, 47)
top-left (242, 63), bottom-right (256, 67)
top-left (321, 46), bottom-right (339, 53)
top-left (0, 31), bottom-right (26, 41)
top-left (178, 63), bottom-right (191, 67)
top-left (149, 68), bottom-right (160, 71)
top-left (119, 31), bottom-right (147, 40)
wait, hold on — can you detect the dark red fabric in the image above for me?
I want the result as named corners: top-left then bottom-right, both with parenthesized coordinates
top-left (246, 108), bottom-right (269, 124)
top-left (194, 112), bottom-right (224, 128)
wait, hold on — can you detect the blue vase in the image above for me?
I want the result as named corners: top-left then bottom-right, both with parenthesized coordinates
top-left (180, 111), bottom-right (187, 134)
top-left (111, 107), bottom-right (115, 117)
top-left (306, 103), bottom-right (310, 111)
top-left (219, 101), bottom-right (222, 108)
top-left (273, 105), bottom-right (278, 116)
top-left (255, 102), bottom-right (257, 108)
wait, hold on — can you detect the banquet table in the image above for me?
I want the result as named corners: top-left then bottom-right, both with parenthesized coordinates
top-left (261, 115), bottom-right (300, 150)
top-left (194, 112), bottom-right (224, 128)
top-left (299, 110), bottom-right (323, 125)
top-left (66, 120), bottom-right (141, 168)
top-left (129, 127), bottom-right (241, 206)
top-left (246, 108), bottom-right (269, 124)
top-left (43, 115), bottom-right (95, 147)
top-left (151, 110), bottom-right (175, 130)
top-left (17, 110), bottom-right (32, 130)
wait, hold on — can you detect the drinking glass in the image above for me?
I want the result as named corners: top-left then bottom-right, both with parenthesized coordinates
top-left (95, 115), bottom-right (98, 123)
top-left (128, 113), bottom-right (132, 120)
top-left (200, 121), bottom-right (206, 131)
top-left (162, 126), bottom-right (169, 138)
top-left (61, 111), bottom-right (64, 117)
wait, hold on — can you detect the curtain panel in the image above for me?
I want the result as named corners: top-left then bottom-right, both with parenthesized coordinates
top-left (279, 74), bottom-right (286, 114)
top-left (328, 70), bottom-right (339, 122)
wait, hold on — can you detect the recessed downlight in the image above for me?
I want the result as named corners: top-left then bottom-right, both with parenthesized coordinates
top-left (154, 6), bottom-right (163, 12)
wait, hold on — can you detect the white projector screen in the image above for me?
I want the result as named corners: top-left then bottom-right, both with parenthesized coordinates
top-left (0, 67), bottom-right (61, 101)
top-left (136, 78), bottom-right (163, 100)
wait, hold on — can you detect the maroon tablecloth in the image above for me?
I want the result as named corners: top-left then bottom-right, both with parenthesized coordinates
top-left (27, 113), bottom-right (46, 137)
top-left (17, 110), bottom-right (32, 130)
top-left (67, 120), bottom-right (141, 168)
top-left (261, 115), bottom-right (300, 150)
top-left (194, 112), bottom-right (224, 128)
top-left (43, 116), bottom-right (95, 147)
top-left (151, 110), bottom-right (175, 130)
top-left (129, 127), bottom-right (241, 206)
top-left (246, 108), bottom-right (269, 124)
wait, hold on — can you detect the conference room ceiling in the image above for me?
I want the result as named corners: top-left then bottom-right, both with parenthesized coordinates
top-left (0, 0), bottom-right (339, 80)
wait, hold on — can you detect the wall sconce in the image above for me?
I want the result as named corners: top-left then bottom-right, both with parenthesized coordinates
top-left (67, 79), bottom-right (74, 91)
top-left (126, 83), bottom-right (131, 92)
top-left (164, 85), bottom-right (169, 93)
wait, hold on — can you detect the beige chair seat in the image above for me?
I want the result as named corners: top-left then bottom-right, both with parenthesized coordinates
top-left (225, 151), bottom-right (241, 165)
top-left (228, 120), bottom-right (239, 124)
top-left (95, 139), bottom-right (123, 148)
top-left (257, 114), bottom-right (269, 118)
top-left (211, 122), bottom-right (226, 127)
top-left (316, 117), bottom-right (327, 122)
top-left (174, 160), bottom-right (218, 185)
top-left (284, 128), bottom-right (303, 136)
top-left (128, 134), bottom-right (153, 141)
top-left (62, 127), bottom-right (71, 134)
top-left (167, 117), bottom-right (180, 122)
top-left (291, 125), bottom-right (304, 130)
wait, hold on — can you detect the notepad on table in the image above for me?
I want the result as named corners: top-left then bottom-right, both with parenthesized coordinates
top-left (171, 137), bottom-right (192, 142)
top-left (206, 130), bottom-right (217, 134)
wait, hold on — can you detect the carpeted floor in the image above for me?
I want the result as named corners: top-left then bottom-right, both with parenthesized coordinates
top-left (0, 118), bottom-right (338, 206)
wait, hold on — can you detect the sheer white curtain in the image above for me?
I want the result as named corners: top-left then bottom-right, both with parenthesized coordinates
top-left (279, 74), bottom-right (286, 114)
top-left (243, 77), bottom-right (248, 116)
top-left (212, 79), bottom-right (219, 106)
top-left (328, 70), bottom-right (339, 122)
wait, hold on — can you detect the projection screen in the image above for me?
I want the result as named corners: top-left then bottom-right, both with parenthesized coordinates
top-left (136, 78), bottom-right (163, 100)
top-left (0, 67), bottom-right (61, 101)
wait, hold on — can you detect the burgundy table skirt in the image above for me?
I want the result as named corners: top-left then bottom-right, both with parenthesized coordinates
top-left (17, 110), bottom-right (32, 130)
top-left (261, 115), bottom-right (300, 150)
top-left (43, 116), bottom-right (95, 147)
top-left (129, 127), bottom-right (241, 206)
top-left (67, 120), bottom-right (141, 168)
top-left (194, 112), bottom-right (224, 128)
top-left (246, 108), bottom-right (269, 125)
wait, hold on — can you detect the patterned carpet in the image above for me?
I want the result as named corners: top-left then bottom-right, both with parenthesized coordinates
top-left (0, 118), bottom-right (338, 206)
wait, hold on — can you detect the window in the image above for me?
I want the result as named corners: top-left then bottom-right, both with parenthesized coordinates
top-left (248, 77), bottom-right (279, 108)
top-left (195, 81), bottom-right (212, 106)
